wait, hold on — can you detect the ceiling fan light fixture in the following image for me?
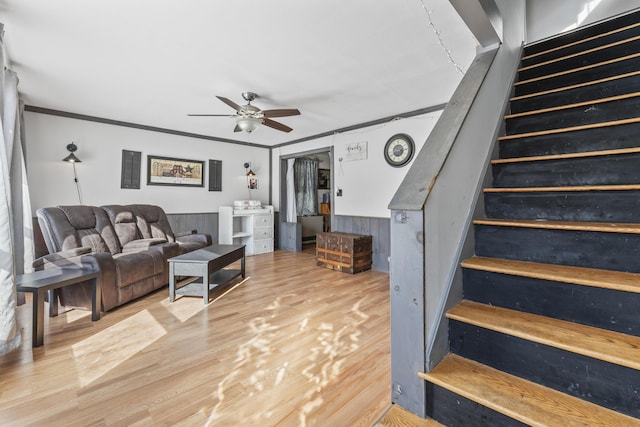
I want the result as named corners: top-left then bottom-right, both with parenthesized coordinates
top-left (236, 116), bottom-right (262, 133)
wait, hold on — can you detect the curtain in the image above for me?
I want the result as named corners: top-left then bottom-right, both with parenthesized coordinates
top-left (285, 158), bottom-right (297, 223)
top-left (0, 23), bottom-right (34, 356)
top-left (294, 158), bottom-right (319, 217)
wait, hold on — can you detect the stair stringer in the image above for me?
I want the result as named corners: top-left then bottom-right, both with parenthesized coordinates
top-left (422, 43), bottom-right (524, 373)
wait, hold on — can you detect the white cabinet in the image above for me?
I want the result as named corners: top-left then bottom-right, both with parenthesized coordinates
top-left (218, 206), bottom-right (274, 255)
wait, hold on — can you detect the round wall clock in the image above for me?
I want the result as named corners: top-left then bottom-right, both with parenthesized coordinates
top-left (384, 133), bottom-right (415, 167)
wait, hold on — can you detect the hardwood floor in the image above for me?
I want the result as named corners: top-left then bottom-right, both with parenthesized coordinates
top-left (0, 248), bottom-right (391, 426)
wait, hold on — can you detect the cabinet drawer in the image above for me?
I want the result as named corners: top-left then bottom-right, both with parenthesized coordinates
top-left (253, 239), bottom-right (273, 254)
top-left (253, 214), bottom-right (273, 227)
top-left (253, 226), bottom-right (273, 240)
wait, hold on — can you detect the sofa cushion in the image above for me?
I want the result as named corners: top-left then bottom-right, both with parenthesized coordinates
top-left (131, 204), bottom-right (212, 253)
top-left (112, 252), bottom-right (160, 287)
top-left (132, 204), bottom-right (176, 242)
top-left (102, 205), bottom-right (145, 248)
top-left (37, 205), bottom-right (121, 254)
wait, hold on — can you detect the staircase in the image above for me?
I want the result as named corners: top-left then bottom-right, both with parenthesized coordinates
top-left (419, 10), bottom-right (640, 426)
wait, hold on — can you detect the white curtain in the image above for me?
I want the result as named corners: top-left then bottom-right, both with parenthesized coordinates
top-left (285, 158), bottom-right (297, 223)
top-left (0, 23), bottom-right (34, 356)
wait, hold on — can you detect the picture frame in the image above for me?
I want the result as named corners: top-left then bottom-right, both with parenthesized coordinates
top-left (318, 168), bottom-right (330, 189)
top-left (147, 155), bottom-right (204, 187)
top-left (248, 176), bottom-right (258, 190)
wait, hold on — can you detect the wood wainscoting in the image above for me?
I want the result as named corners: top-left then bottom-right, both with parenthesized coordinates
top-left (1, 248), bottom-right (391, 426)
top-left (333, 215), bottom-right (390, 272)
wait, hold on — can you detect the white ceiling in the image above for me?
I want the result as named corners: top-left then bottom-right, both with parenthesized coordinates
top-left (2, 0), bottom-right (479, 147)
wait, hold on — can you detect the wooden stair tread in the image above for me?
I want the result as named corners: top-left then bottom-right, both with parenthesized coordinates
top-left (514, 52), bottom-right (640, 87)
top-left (492, 147), bottom-right (640, 164)
top-left (419, 354), bottom-right (640, 427)
top-left (498, 117), bottom-right (640, 141)
top-left (374, 405), bottom-right (444, 427)
top-left (518, 34), bottom-right (640, 73)
top-left (511, 70), bottom-right (640, 102)
top-left (505, 91), bottom-right (640, 120)
top-left (474, 218), bottom-right (640, 234)
top-left (447, 301), bottom-right (640, 370)
top-left (461, 256), bottom-right (640, 294)
top-left (522, 21), bottom-right (640, 62)
top-left (484, 184), bottom-right (640, 192)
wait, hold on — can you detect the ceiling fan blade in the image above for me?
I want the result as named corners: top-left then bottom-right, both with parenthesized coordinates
top-left (187, 114), bottom-right (236, 117)
top-left (262, 108), bottom-right (301, 118)
top-left (233, 124), bottom-right (242, 132)
top-left (263, 118), bottom-right (293, 133)
top-left (216, 96), bottom-right (242, 111)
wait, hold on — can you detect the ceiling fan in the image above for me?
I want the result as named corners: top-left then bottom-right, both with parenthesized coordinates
top-left (188, 92), bottom-right (300, 133)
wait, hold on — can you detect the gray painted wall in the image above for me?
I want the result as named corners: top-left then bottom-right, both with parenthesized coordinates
top-left (526, 0), bottom-right (640, 43)
top-left (167, 212), bottom-right (218, 242)
top-left (333, 215), bottom-right (390, 272)
top-left (165, 212), bottom-right (388, 272)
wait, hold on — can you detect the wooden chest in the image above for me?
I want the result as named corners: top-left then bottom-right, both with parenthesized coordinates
top-left (316, 232), bottom-right (372, 274)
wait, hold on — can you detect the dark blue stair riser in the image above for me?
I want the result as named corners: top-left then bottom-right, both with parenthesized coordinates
top-left (449, 320), bottom-right (640, 418)
top-left (505, 96), bottom-right (640, 135)
top-left (523, 10), bottom-right (640, 57)
top-left (515, 55), bottom-right (640, 97)
top-left (492, 152), bottom-right (640, 188)
top-left (426, 383), bottom-right (528, 427)
top-left (499, 122), bottom-right (640, 158)
top-left (462, 268), bottom-right (640, 337)
top-left (474, 224), bottom-right (640, 273)
top-left (511, 73), bottom-right (640, 114)
top-left (522, 24), bottom-right (640, 68)
top-left (518, 38), bottom-right (640, 82)
top-left (484, 190), bottom-right (640, 223)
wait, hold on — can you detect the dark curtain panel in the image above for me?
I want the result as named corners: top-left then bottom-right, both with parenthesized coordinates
top-left (294, 158), bottom-right (319, 216)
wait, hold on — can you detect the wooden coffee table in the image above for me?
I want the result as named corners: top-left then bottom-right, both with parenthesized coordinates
top-left (168, 244), bottom-right (245, 304)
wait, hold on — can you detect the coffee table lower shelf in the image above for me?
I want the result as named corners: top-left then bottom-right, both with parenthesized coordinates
top-left (168, 244), bottom-right (246, 304)
top-left (174, 269), bottom-right (243, 298)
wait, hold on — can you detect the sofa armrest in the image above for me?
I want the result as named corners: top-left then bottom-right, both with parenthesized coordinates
top-left (148, 241), bottom-right (180, 260)
top-left (32, 247), bottom-right (92, 270)
top-left (175, 230), bottom-right (197, 237)
top-left (122, 238), bottom-right (167, 253)
top-left (177, 233), bottom-right (212, 246)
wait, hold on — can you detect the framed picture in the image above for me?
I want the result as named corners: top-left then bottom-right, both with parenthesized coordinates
top-left (318, 168), bottom-right (330, 189)
top-left (248, 176), bottom-right (258, 190)
top-left (147, 155), bottom-right (204, 187)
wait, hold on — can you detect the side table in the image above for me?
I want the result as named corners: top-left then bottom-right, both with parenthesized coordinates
top-left (16, 268), bottom-right (100, 347)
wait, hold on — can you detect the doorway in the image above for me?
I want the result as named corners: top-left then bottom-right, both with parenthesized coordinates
top-left (279, 147), bottom-right (333, 252)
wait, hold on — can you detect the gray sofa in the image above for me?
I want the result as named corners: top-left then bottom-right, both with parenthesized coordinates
top-left (35, 204), bottom-right (212, 312)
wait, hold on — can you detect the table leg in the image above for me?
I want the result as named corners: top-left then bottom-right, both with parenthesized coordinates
top-left (202, 264), bottom-right (209, 304)
top-left (33, 290), bottom-right (45, 347)
top-left (48, 289), bottom-right (58, 317)
top-left (169, 262), bottom-right (176, 303)
top-left (91, 277), bottom-right (101, 321)
top-left (241, 254), bottom-right (245, 278)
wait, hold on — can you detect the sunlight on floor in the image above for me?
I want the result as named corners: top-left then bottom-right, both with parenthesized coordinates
top-left (298, 298), bottom-right (369, 426)
top-left (160, 295), bottom-right (207, 322)
top-left (71, 309), bottom-right (166, 387)
top-left (61, 307), bottom-right (91, 323)
top-left (161, 278), bottom-right (249, 322)
top-left (205, 296), bottom-right (371, 427)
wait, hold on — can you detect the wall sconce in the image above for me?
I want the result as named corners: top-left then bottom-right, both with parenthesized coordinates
top-left (244, 162), bottom-right (258, 190)
top-left (62, 142), bottom-right (81, 163)
top-left (63, 142), bottom-right (83, 204)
